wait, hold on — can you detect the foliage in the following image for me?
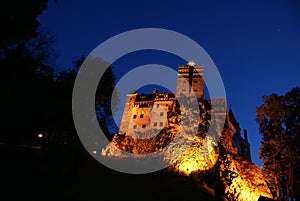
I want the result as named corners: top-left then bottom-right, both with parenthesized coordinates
top-left (0, 0), bottom-right (118, 147)
top-left (256, 87), bottom-right (300, 200)
top-left (0, 0), bottom-right (53, 143)
top-left (68, 55), bottom-right (119, 140)
top-left (0, 0), bottom-right (48, 55)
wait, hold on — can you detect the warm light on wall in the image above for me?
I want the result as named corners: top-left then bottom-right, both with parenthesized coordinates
top-left (171, 136), bottom-right (218, 176)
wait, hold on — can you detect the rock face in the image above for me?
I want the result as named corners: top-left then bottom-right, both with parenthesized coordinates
top-left (215, 121), bottom-right (273, 201)
top-left (101, 98), bottom-right (273, 201)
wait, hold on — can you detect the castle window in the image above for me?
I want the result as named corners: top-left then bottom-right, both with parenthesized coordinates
top-left (194, 89), bottom-right (198, 92)
top-left (153, 122), bottom-right (157, 127)
top-left (142, 124), bottom-right (146, 128)
top-left (159, 122), bottom-right (163, 127)
top-left (194, 80), bottom-right (198, 83)
top-left (160, 112), bottom-right (164, 116)
top-left (140, 114), bottom-right (144, 118)
top-left (166, 104), bottom-right (168, 106)
top-left (133, 125), bottom-right (137, 129)
top-left (157, 104), bottom-right (159, 108)
top-left (133, 114), bottom-right (137, 119)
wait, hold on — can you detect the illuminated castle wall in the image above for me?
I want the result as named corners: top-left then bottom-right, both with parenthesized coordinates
top-left (118, 61), bottom-right (251, 161)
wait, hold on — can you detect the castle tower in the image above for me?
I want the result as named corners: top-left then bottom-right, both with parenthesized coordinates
top-left (118, 92), bottom-right (137, 135)
top-left (176, 61), bottom-right (204, 100)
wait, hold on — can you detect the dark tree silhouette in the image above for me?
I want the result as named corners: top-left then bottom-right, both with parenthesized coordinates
top-left (69, 55), bottom-right (119, 141)
top-left (256, 86), bottom-right (300, 201)
top-left (0, 0), bottom-right (119, 146)
top-left (0, 0), bottom-right (48, 54)
top-left (0, 0), bottom-right (57, 143)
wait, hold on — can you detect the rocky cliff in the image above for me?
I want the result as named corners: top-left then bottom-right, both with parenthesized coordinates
top-left (101, 99), bottom-right (273, 201)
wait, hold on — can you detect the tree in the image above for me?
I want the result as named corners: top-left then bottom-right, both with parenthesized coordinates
top-left (68, 55), bottom-right (119, 140)
top-left (256, 87), bottom-right (300, 200)
top-left (0, 0), bottom-right (48, 53)
top-left (0, 0), bottom-right (119, 147)
top-left (0, 31), bottom-right (57, 143)
top-left (0, 0), bottom-right (61, 143)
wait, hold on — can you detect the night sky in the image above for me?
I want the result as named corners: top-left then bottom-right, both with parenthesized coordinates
top-left (39, 0), bottom-right (300, 167)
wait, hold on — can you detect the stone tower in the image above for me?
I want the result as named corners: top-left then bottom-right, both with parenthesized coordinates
top-left (118, 92), bottom-right (138, 135)
top-left (176, 60), bottom-right (204, 100)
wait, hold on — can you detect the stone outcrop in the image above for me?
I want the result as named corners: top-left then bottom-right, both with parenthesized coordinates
top-left (101, 100), bottom-right (273, 201)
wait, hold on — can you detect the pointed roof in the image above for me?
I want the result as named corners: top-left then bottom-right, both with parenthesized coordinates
top-left (228, 109), bottom-right (239, 128)
top-left (187, 60), bottom-right (196, 67)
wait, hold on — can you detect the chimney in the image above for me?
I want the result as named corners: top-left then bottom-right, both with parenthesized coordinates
top-left (243, 129), bottom-right (248, 142)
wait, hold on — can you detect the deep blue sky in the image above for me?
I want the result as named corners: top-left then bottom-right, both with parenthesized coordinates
top-left (39, 0), bottom-right (300, 167)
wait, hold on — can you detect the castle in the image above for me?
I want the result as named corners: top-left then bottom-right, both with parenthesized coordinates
top-left (100, 61), bottom-right (274, 200)
top-left (118, 61), bottom-right (251, 162)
